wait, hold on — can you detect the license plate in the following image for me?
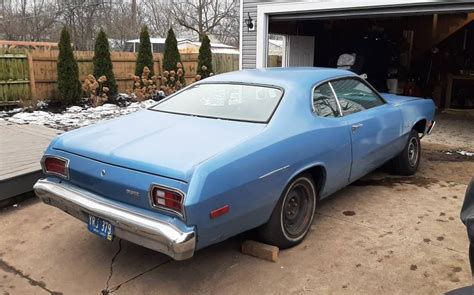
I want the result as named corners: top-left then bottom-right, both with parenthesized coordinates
top-left (87, 214), bottom-right (114, 241)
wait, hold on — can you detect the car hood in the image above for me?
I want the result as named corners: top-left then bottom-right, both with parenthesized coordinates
top-left (52, 110), bottom-right (266, 181)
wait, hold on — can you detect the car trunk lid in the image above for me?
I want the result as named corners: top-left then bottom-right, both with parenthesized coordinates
top-left (53, 110), bottom-right (266, 182)
top-left (381, 93), bottom-right (422, 105)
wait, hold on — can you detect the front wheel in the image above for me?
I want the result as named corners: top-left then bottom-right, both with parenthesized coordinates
top-left (391, 129), bottom-right (421, 176)
top-left (258, 174), bottom-right (317, 249)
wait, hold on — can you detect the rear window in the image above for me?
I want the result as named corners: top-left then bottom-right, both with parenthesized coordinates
top-left (150, 83), bottom-right (283, 123)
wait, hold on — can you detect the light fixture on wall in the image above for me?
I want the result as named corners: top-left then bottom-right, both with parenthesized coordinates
top-left (245, 12), bottom-right (255, 32)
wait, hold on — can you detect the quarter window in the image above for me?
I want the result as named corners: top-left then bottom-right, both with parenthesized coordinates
top-left (330, 79), bottom-right (384, 115)
top-left (312, 83), bottom-right (341, 118)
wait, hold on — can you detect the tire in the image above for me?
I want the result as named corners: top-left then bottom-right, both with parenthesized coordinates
top-left (258, 173), bottom-right (317, 249)
top-left (391, 129), bottom-right (421, 176)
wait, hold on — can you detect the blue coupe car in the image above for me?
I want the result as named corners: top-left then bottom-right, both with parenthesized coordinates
top-left (34, 68), bottom-right (436, 260)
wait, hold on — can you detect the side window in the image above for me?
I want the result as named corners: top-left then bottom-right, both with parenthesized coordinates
top-left (312, 83), bottom-right (341, 118)
top-left (330, 79), bottom-right (384, 115)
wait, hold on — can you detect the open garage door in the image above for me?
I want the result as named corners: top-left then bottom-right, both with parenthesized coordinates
top-left (262, 1), bottom-right (474, 109)
top-left (269, 2), bottom-right (474, 22)
top-left (257, 1), bottom-right (474, 69)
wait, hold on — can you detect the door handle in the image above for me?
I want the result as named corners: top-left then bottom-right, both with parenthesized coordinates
top-left (351, 123), bottom-right (363, 132)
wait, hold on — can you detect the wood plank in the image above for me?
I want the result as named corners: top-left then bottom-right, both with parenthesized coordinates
top-left (0, 171), bottom-right (43, 201)
top-left (0, 122), bottom-right (58, 187)
top-left (27, 53), bottom-right (37, 100)
top-left (241, 240), bottom-right (279, 262)
top-left (0, 163), bottom-right (41, 180)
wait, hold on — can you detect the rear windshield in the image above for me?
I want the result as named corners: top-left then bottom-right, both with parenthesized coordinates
top-left (150, 83), bottom-right (283, 123)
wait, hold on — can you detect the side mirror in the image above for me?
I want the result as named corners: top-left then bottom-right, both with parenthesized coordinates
top-left (360, 73), bottom-right (368, 80)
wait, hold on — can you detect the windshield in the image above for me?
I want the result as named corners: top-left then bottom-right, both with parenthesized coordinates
top-left (150, 83), bottom-right (284, 123)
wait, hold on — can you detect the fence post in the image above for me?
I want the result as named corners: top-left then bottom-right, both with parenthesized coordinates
top-left (27, 52), bottom-right (36, 100)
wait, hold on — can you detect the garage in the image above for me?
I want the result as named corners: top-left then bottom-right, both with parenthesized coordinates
top-left (240, 0), bottom-right (474, 110)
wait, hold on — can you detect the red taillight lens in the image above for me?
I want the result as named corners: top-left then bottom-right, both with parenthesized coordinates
top-left (43, 156), bottom-right (68, 178)
top-left (150, 186), bottom-right (184, 217)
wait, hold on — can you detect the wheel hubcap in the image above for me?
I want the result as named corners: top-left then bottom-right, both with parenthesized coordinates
top-left (282, 182), bottom-right (315, 239)
top-left (285, 195), bottom-right (300, 220)
top-left (408, 138), bottom-right (419, 167)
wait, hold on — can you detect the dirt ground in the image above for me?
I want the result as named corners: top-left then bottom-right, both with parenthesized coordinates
top-left (0, 113), bottom-right (473, 295)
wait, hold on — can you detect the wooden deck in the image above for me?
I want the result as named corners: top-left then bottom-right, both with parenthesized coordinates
top-left (0, 121), bottom-right (61, 200)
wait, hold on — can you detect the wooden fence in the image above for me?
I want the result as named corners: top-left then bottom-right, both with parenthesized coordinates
top-left (0, 50), bottom-right (31, 105)
top-left (0, 50), bottom-right (239, 105)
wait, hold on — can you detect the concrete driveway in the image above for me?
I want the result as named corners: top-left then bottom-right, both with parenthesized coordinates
top-left (1, 113), bottom-right (473, 295)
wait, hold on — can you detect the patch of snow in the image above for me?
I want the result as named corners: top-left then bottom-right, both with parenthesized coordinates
top-left (9, 108), bottom-right (23, 115)
top-left (2, 99), bottom-right (157, 131)
top-left (457, 150), bottom-right (473, 157)
top-left (67, 106), bottom-right (83, 112)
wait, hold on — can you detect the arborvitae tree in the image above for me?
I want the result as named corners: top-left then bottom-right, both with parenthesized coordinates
top-left (163, 27), bottom-right (185, 85)
top-left (93, 29), bottom-right (117, 96)
top-left (135, 26), bottom-right (154, 76)
top-left (197, 34), bottom-right (213, 79)
top-left (57, 27), bottom-right (82, 105)
top-left (163, 28), bottom-right (180, 71)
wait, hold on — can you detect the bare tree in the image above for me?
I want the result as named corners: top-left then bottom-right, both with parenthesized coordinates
top-left (0, 0), bottom-right (240, 49)
top-left (58, 0), bottom-right (106, 50)
top-left (209, 2), bottom-right (239, 46)
top-left (0, 0), bottom-right (59, 41)
top-left (101, 1), bottom-right (138, 50)
top-left (140, 0), bottom-right (176, 38)
top-left (169, 0), bottom-right (238, 42)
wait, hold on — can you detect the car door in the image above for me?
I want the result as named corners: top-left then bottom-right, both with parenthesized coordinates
top-left (311, 82), bottom-right (352, 196)
top-left (329, 78), bottom-right (403, 183)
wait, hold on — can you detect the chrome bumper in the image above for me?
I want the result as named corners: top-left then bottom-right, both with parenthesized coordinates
top-left (427, 120), bottom-right (436, 135)
top-left (33, 179), bottom-right (196, 260)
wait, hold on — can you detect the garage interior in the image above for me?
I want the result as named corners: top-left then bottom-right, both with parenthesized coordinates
top-left (267, 12), bottom-right (474, 110)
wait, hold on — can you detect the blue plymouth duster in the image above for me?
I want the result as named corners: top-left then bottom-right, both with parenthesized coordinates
top-left (34, 68), bottom-right (436, 260)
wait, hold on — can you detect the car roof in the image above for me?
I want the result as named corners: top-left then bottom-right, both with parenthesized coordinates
top-left (202, 67), bottom-right (357, 89)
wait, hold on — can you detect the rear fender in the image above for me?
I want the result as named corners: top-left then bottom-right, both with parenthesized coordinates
top-left (284, 162), bottom-right (328, 198)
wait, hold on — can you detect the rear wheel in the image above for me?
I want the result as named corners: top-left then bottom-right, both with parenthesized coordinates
top-left (391, 129), bottom-right (421, 176)
top-left (258, 174), bottom-right (317, 249)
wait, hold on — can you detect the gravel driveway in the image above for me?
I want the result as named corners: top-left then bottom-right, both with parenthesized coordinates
top-left (0, 113), bottom-right (473, 295)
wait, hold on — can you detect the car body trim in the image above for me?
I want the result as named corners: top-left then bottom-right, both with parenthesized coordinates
top-left (328, 81), bottom-right (343, 117)
top-left (259, 165), bottom-right (290, 179)
top-left (33, 178), bottom-right (196, 260)
top-left (427, 120), bottom-right (436, 135)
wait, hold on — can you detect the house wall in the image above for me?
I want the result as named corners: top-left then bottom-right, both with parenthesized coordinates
top-left (242, 0), bottom-right (274, 69)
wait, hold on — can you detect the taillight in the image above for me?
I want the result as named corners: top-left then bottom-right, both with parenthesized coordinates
top-left (42, 156), bottom-right (69, 179)
top-left (150, 185), bottom-right (185, 217)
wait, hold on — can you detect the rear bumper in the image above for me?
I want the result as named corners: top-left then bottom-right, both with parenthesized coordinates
top-left (33, 179), bottom-right (196, 260)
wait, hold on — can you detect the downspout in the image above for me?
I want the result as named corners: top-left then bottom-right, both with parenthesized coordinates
top-left (239, 0), bottom-right (244, 70)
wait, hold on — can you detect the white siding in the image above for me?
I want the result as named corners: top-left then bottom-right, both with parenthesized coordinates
top-left (242, 0), bottom-right (261, 69)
